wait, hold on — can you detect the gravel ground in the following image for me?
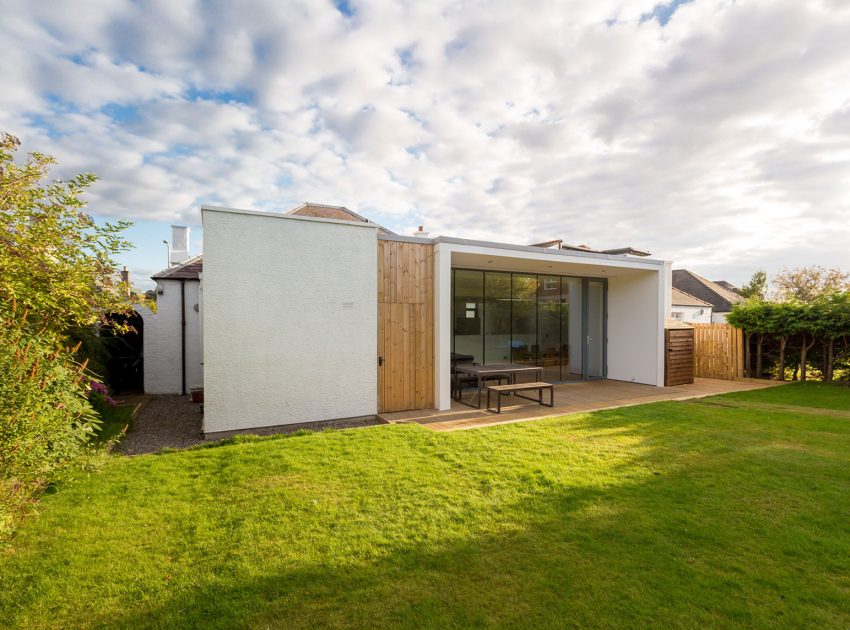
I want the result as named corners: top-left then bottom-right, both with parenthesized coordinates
top-left (116, 396), bottom-right (385, 455)
top-left (117, 395), bottom-right (204, 455)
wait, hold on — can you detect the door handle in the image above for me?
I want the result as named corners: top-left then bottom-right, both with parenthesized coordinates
top-left (586, 335), bottom-right (592, 345)
top-left (378, 356), bottom-right (384, 366)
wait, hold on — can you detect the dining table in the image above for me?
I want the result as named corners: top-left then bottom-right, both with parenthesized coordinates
top-left (453, 363), bottom-right (545, 409)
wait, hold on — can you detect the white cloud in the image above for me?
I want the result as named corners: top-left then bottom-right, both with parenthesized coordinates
top-left (1, 0), bottom-right (849, 285)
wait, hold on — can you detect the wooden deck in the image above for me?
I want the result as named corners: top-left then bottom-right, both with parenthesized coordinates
top-left (378, 378), bottom-right (784, 431)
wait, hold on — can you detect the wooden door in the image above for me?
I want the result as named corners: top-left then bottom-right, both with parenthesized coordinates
top-left (377, 240), bottom-right (434, 413)
top-left (665, 328), bottom-right (695, 386)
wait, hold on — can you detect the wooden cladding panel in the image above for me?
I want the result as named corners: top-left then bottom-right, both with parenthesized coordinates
top-left (693, 323), bottom-right (744, 380)
top-left (377, 240), bottom-right (434, 413)
top-left (665, 328), bottom-right (695, 386)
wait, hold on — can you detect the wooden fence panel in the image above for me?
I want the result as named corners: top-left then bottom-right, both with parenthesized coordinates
top-left (692, 323), bottom-right (744, 380)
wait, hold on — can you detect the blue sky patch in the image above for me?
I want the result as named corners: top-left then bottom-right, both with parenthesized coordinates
top-left (334, 0), bottom-right (355, 17)
top-left (641, 0), bottom-right (695, 26)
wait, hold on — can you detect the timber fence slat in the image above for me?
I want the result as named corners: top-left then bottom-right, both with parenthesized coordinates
top-left (692, 323), bottom-right (744, 380)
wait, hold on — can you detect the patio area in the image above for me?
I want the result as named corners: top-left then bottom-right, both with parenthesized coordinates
top-left (379, 377), bottom-right (784, 431)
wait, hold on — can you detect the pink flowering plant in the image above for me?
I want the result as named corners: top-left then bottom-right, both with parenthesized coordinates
top-left (88, 380), bottom-right (117, 409)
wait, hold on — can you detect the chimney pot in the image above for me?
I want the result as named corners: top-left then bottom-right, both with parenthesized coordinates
top-left (170, 225), bottom-right (190, 265)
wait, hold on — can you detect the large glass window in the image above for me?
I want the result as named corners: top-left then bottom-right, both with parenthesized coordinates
top-left (538, 275), bottom-right (561, 381)
top-left (451, 270), bottom-right (606, 381)
top-left (511, 274), bottom-right (537, 366)
top-left (452, 270), bottom-right (483, 363)
top-left (484, 272), bottom-right (511, 364)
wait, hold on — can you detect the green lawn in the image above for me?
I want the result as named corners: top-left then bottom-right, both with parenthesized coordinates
top-left (2, 383), bottom-right (849, 629)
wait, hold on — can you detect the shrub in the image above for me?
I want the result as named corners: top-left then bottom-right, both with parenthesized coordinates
top-left (0, 306), bottom-right (102, 537)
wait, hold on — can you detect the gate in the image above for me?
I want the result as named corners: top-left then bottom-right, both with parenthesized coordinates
top-left (693, 323), bottom-right (744, 380)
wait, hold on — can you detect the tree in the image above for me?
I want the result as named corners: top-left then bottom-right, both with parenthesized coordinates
top-left (727, 300), bottom-right (773, 377)
top-left (774, 266), bottom-right (850, 303)
top-left (739, 270), bottom-right (767, 300)
top-left (0, 133), bottom-right (134, 332)
top-left (811, 293), bottom-right (850, 382)
top-left (767, 302), bottom-right (798, 380)
top-left (0, 132), bottom-right (135, 536)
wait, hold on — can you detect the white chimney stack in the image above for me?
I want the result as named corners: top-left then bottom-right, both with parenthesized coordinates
top-left (170, 225), bottom-right (190, 265)
top-left (412, 225), bottom-right (429, 238)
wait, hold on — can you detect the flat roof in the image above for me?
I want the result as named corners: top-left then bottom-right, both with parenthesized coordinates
top-left (379, 233), bottom-right (667, 266)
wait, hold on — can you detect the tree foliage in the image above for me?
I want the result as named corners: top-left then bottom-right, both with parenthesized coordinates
top-left (0, 132), bottom-right (134, 537)
top-left (773, 266), bottom-right (850, 303)
top-left (739, 270), bottom-right (767, 300)
top-left (727, 293), bottom-right (850, 381)
top-left (0, 133), bottom-right (134, 332)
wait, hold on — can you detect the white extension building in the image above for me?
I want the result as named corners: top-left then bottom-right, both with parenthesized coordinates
top-left (193, 204), bottom-right (674, 438)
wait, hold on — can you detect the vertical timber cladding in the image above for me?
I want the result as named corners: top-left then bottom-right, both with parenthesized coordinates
top-left (664, 327), bottom-right (695, 386)
top-left (377, 239), bottom-right (435, 413)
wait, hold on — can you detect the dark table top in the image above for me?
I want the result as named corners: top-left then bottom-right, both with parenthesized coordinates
top-left (454, 363), bottom-right (543, 375)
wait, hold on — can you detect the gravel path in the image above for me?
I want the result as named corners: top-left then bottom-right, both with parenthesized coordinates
top-left (116, 395), bottom-right (385, 455)
top-left (117, 395), bottom-right (204, 455)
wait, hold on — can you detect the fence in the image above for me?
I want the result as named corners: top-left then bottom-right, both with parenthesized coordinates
top-left (692, 323), bottom-right (745, 380)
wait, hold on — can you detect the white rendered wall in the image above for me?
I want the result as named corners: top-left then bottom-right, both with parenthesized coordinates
top-left (138, 279), bottom-right (203, 394)
top-left (671, 305), bottom-right (712, 324)
top-left (434, 243), bottom-right (453, 411)
top-left (712, 311), bottom-right (730, 323)
top-left (202, 208), bottom-right (377, 433)
top-left (607, 271), bottom-right (664, 386)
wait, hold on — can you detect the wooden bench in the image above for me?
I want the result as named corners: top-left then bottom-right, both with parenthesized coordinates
top-left (486, 382), bottom-right (554, 414)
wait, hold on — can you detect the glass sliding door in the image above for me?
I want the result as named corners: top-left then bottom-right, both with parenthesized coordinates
top-left (537, 276), bottom-right (562, 382)
top-left (451, 269), bottom-right (606, 382)
top-left (562, 278), bottom-right (584, 380)
top-left (511, 274), bottom-right (537, 367)
top-left (484, 272), bottom-right (511, 364)
top-left (585, 279), bottom-right (606, 379)
top-left (452, 270), bottom-right (483, 364)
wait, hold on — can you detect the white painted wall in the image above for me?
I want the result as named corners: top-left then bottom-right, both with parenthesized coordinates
top-left (671, 304), bottom-right (713, 324)
top-left (434, 243), bottom-right (453, 411)
top-left (202, 207), bottom-right (377, 434)
top-left (137, 279), bottom-right (203, 394)
top-left (607, 271), bottom-right (664, 386)
top-left (712, 311), bottom-right (730, 323)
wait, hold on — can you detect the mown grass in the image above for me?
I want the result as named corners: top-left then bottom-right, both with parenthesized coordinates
top-left (1, 383), bottom-right (849, 629)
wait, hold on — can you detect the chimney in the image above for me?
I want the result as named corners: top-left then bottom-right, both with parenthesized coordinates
top-left (412, 225), bottom-right (429, 238)
top-left (120, 266), bottom-right (131, 297)
top-left (170, 225), bottom-right (190, 265)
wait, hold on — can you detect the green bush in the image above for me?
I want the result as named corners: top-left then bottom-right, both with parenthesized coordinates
top-left (0, 306), bottom-right (101, 538)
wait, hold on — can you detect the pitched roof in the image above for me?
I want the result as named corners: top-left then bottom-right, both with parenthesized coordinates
top-left (671, 287), bottom-right (713, 308)
top-left (713, 280), bottom-right (739, 293)
top-left (286, 202), bottom-right (395, 234)
top-left (672, 269), bottom-right (745, 312)
top-left (151, 254), bottom-right (203, 280)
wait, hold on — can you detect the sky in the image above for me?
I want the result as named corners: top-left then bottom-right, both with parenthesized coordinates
top-left (2, 0), bottom-right (849, 291)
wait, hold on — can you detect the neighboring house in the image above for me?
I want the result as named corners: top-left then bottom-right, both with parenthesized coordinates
top-left (198, 203), bottom-right (674, 438)
top-left (713, 280), bottom-right (739, 293)
top-left (136, 226), bottom-right (203, 394)
top-left (671, 270), bottom-right (745, 323)
top-left (670, 287), bottom-right (713, 323)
